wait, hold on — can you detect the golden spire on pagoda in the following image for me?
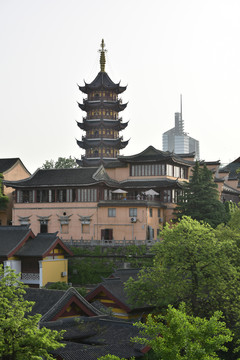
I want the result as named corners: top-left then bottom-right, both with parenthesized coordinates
top-left (99, 39), bottom-right (107, 72)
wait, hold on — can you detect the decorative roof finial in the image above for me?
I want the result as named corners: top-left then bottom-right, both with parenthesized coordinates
top-left (99, 39), bottom-right (107, 72)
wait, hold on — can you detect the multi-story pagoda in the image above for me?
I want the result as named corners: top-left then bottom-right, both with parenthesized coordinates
top-left (76, 40), bottom-right (129, 167)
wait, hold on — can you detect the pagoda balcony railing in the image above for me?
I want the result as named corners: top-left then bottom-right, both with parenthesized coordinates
top-left (82, 135), bottom-right (120, 141)
top-left (87, 115), bottom-right (119, 120)
top-left (86, 96), bottom-right (118, 102)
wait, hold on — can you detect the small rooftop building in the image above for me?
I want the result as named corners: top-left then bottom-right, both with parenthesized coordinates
top-left (0, 226), bottom-right (73, 287)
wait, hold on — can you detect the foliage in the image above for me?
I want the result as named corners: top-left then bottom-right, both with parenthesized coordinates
top-left (227, 205), bottom-right (240, 232)
top-left (133, 303), bottom-right (232, 360)
top-left (46, 281), bottom-right (70, 290)
top-left (0, 173), bottom-right (8, 210)
top-left (69, 257), bottom-right (115, 285)
top-left (175, 161), bottom-right (229, 227)
top-left (98, 356), bottom-right (134, 360)
top-left (125, 217), bottom-right (240, 333)
top-left (44, 281), bottom-right (87, 297)
top-left (68, 245), bottom-right (152, 285)
top-left (0, 265), bottom-right (64, 360)
top-left (41, 156), bottom-right (79, 169)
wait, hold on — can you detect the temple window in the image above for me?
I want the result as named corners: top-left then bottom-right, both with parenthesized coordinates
top-left (77, 188), bottom-right (97, 202)
top-left (108, 208), bottom-right (116, 217)
top-left (56, 189), bottom-right (67, 202)
top-left (163, 190), bottom-right (171, 203)
top-left (129, 208), bottom-right (137, 217)
top-left (166, 164), bottom-right (173, 176)
top-left (149, 208), bottom-right (153, 217)
top-left (174, 166), bottom-right (180, 178)
top-left (38, 216), bottom-right (51, 233)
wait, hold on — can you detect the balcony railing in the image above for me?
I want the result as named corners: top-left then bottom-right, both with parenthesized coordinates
top-left (21, 273), bottom-right (40, 284)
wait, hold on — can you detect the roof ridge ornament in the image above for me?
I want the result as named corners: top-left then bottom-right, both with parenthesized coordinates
top-left (99, 39), bottom-right (107, 72)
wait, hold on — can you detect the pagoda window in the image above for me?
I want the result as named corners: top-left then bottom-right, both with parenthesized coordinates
top-left (94, 150), bottom-right (99, 156)
top-left (95, 93), bottom-right (100, 98)
top-left (94, 130), bottom-right (99, 136)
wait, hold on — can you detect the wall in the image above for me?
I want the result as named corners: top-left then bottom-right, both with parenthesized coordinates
top-left (41, 258), bottom-right (68, 286)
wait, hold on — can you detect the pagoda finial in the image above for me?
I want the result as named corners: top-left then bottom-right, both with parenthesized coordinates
top-left (99, 39), bottom-right (107, 72)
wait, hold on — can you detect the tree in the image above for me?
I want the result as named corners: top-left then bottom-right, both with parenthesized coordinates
top-left (133, 303), bottom-right (232, 360)
top-left (0, 265), bottom-right (65, 360)
top-left (0, 173), bottom-right (8, 210)
top-left (125, 217), bottom-right (240, 331)
top-left (42, 156), bottom-right (79, 169)
top-left (98, 356), bottom-right (134, 360)
top-left (175, 162), bottom-right (229, 227)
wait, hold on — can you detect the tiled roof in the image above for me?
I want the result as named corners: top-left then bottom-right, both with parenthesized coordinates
top-left (0, 158), bottom-right (19, 173)
top-left (44, 316), bottom-right (145, 360)
top-left (222, 183), bottom-right (240, 195)
top-left (0, 226), bottom-right (32, 256)
top-left (120, 178), bottom-right (184, 189)
top-left (24, 287), bottom-right (102, 322)
top-left (109, 268), bottom-right (140, 282)
top-left (118, 145), bottom-right (192, 166)
top-left (220, 158), bottom-right (240, 181)
top-left (78, 72), bottom-right (127, 94)
top-left (15, 232), bottom-right (73, 257)
top-left (3, 166), bottom-right (117, 188)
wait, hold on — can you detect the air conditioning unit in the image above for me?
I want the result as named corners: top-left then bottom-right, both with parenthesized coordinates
top-left (61, 271), bottom-right (67, 277)
top-left (131, 217), bottom-right (137, 223)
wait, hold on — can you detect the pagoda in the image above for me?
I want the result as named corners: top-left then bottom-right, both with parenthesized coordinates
top-left (76, 40), bottom-right (129, 167)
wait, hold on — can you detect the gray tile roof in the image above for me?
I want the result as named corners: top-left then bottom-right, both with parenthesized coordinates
top-left (0, 226), bottom-right (32, 256)
top-left (0, 158), bottom-right (19, 173)
top-left (3, 166), bottom-right (117, 188)
top-left (44, 316), bottom-right (145, 360)
top-left (15, 232), bottom-right (72, 257)
top-left (118, 145), bottom-right (192, 166)
top-left (109, 268), bottom-right (140, 282)
top-left (220, 157), bottom-right (240, 181)
top-left (24, 287), bottom-right (102, 322)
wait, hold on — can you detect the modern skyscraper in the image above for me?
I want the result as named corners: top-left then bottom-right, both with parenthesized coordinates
top-left (162, 96), bottom-right (200, 159)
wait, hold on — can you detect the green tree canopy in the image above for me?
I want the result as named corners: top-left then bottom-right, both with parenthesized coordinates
top-left (0, 173), bottom-right (8, 210)
top-left (175, 161), bottom-right (229, 227)
top-left (0, 265), bottom-right (64, 360)
top-left (133, 303), bottom-right (232, 360)
top-left (125, 217), bottom-right (240, 332)
top-left (42, 156), bottom-right (79, 169)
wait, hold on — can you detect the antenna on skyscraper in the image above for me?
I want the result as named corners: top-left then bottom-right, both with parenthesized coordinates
top-left (180, 94), bottom-right (182, 120)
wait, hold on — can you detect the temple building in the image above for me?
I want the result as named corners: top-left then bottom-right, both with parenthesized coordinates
top-left (77, 40), bottom-right (129, 167)
top-left (162, 96), bottom-right (200, 160)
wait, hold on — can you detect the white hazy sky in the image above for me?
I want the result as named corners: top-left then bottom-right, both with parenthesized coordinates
top-left (0, 0), bottom-right (239, 173)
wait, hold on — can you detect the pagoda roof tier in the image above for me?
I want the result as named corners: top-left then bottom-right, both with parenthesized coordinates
top-left (77, 119), bottom-right (129, 131)
top-left (76, 137), bottom-right (129, 150)
top-left (78, 100), bottom-right (127, 112)
top-left (78, 72), bottom-right (127, 94)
